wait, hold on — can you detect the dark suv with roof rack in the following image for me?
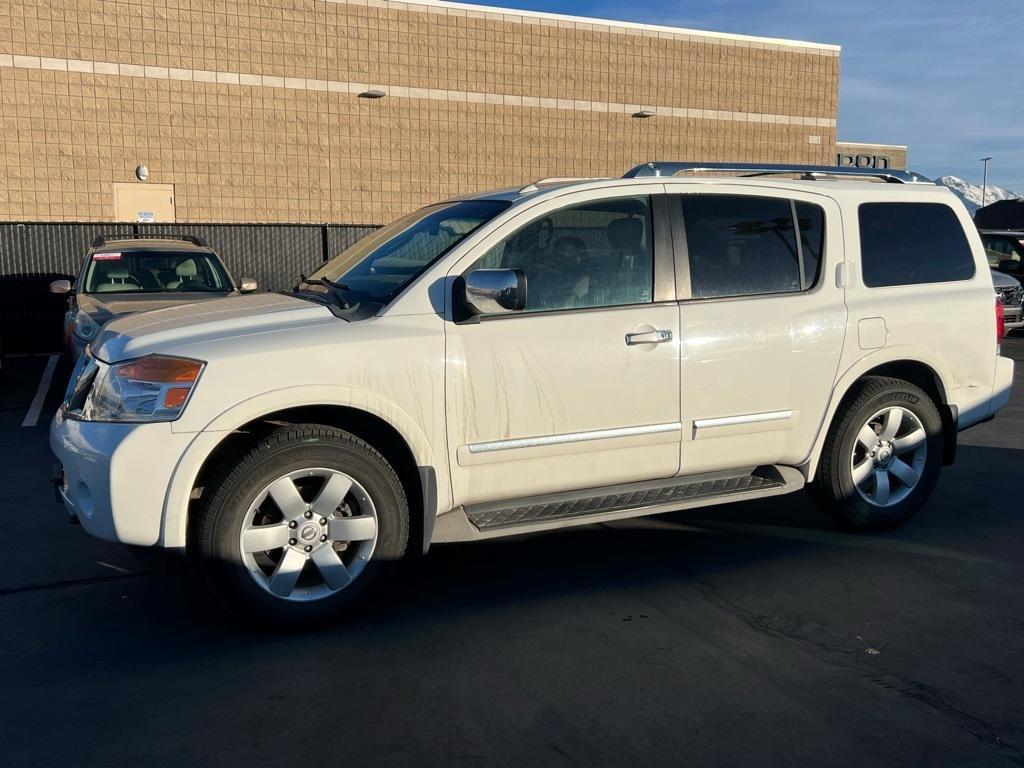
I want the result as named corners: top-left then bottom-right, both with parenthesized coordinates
top-left (50, 235), bottom-right (257, 361)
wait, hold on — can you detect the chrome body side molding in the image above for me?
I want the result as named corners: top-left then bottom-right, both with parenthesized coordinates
top-left (693, 410), bottom-right (794, 429)
top-left (467, 422), bottom-right (682, 455)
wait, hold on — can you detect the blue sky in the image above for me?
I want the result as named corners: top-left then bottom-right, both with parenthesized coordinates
top-left (457, 0), bottom-right (1024, 191)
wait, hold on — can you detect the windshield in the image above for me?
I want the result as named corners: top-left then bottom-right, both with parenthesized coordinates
top-left (82, 249), bottom-right (232, 294)
top-left (302, 200), bottom-right (510, 307)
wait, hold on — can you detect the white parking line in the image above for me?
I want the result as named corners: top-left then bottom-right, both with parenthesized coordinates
top-left (21, 354), bottom-right (60, 428)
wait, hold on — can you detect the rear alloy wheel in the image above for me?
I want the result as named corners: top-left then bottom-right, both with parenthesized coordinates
top-left (811, 376), bottom-right (943, 530)
top-left (194, 424), bottom-right (409, 626)
top-left (850, 405), bottom-right (928, 508)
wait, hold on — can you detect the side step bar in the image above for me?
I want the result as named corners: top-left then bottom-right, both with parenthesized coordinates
top-left (431, 465), bottom-right (805, 543)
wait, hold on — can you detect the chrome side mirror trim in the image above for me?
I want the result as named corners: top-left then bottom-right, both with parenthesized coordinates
top-left (50, 279), bottom-right (72, 295)
top-left (239, 278), bottom-right (258, 292)
top-left (462, 269), bottom-right (527, 315)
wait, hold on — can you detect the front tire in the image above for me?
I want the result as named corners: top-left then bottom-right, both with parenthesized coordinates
top-left (193, 424), bottom-right (409, 627)
top-left (811, 376), bottom-right (943, 530)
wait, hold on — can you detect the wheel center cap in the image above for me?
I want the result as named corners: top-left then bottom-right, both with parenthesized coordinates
top-left (298, 523), bottom-right (321, 542)
top-left (877, 446), bottom-right (893, 465)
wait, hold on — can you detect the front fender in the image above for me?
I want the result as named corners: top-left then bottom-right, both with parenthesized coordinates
top-left (160, 384), bottom-right (440, 549)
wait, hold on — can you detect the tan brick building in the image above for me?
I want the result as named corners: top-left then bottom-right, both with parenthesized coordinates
top-left (0, 0), bottom-right (905, 225)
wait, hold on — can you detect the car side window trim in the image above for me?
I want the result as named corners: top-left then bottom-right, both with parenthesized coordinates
top-left (790, 199), bottom-right (808, 291)
top-left (666, 192), bottom-right (692, 301)
top-left (473, 299), bottom-right (682, 323)
top-left (650, 194), bottom-right (677, 304)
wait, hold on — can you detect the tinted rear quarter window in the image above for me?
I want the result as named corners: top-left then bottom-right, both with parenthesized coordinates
top-left (859, 203), bottom-right (975, 287)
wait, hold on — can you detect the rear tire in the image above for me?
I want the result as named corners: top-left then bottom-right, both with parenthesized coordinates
top-left (810, 376), bottom-right (943, 530)
top-left (192, 424), bottom-right (409, 628)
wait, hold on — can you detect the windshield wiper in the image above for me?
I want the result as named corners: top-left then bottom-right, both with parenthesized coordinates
top-left (316, 276), bottom-right (352, 309)
top-left (318, 276), bottom-right (351, 291)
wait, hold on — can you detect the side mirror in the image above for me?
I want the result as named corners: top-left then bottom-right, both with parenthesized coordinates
top-left (462, 269), bottom-right (527, 315)
top-left (50, 279), bottom-right (72, 295)
top-left (239, 278), bottom-right (258, 293)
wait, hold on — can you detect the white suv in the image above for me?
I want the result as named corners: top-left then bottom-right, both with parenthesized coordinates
top-left (51, 162), bottom-right (1015, 625)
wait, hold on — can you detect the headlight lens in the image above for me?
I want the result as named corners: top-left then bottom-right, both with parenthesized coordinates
top-left (72, 311), bottom-right (100, 341)
top-left (77, 355), bottom-right (205, 422)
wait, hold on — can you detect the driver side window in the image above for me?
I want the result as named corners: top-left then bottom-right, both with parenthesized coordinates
top-left (469, 196), bottom-right (654, 312)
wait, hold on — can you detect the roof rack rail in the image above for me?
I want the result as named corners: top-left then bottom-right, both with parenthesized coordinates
top-left (518, 177), bottom-right (609, 194)
top-left (91, 233), bottom-right (209, 249)
top-left (623, 162), bottom-right (933, 185)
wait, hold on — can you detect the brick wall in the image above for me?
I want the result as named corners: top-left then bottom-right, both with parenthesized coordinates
top-left (0, 0), bottom-right (842, 224)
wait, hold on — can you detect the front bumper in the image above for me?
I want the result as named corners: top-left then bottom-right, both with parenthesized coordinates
top-left (50, 408), bottom-right (194, 547)
top-left (68, 334), bottom-right (89, 362)
top-left (1003, 305), bottom-right (1023, 330)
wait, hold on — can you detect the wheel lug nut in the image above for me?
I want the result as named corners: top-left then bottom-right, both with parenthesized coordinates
top-left (320, 534), bottom-right (327, 542)
top-left (304, 545), bottom-right (312, 552)
top-left (304, 511), bottom-right (312, 519)
top-left (320, 518), bottom-right (327, 525)
top-left (289, 538), bottom-right (297, 546)
top-left (288, 521), bottom-right (296, 528)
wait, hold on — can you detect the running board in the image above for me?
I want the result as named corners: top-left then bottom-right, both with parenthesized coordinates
top-left (431, 466), bottom-right (804, 543)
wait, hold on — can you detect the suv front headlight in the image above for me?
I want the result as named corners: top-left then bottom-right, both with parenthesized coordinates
top-left (78, 355), bottom-right (205, 422)
top-left (72, 310), bottom-right (100, 342)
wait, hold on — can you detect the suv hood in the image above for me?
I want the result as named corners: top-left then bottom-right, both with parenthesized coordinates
top-left (78, 291), bottom-right (232, 325)
top-left (90, 292), bottom-right (335, 362)
top-left (991, 268), bottom-right (1021, 288)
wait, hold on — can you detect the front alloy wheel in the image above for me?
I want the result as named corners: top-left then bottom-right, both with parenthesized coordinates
top-left (240, 468), bottom-right (379, 601)
top-left (194, 424), bottom-right (409, 626)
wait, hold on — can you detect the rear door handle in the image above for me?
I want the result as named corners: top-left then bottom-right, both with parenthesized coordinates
top-left (625, 329), bottom-right (673, 345)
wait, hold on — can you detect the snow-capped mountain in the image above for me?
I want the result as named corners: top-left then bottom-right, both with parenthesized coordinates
top-left (936, 175), bottom-right (1021, 213)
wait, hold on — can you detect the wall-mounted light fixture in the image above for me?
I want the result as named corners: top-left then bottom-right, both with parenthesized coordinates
top-left (135, 164), bottom-right (149, 181)
top-left (632, 110), bottom-right (656, 119)
top-left (359, 89), bottom-right (387, 99)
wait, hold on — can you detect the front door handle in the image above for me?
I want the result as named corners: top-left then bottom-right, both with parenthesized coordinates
top-left (625, 329), bottom-right (673, 345)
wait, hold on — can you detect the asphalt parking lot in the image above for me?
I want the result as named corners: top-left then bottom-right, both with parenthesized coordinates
top-left (2, 340), bottom-right (1023, 768)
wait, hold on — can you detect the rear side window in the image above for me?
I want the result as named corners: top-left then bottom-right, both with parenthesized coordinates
top-left (859, 203), bottom-right (975, 287)
top-left (680, 195), bottom-right (825, 299)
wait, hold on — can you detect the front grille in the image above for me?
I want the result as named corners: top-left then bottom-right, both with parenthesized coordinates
top-left (996, 286), bottom-right (1023, 307)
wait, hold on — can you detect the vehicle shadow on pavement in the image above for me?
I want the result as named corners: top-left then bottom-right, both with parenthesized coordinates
top-left (7, 444), bottom-right (1020, 651)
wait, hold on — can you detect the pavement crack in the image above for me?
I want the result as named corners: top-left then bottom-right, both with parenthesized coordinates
top-left (0, 570), bottom-right (153, 597)
top-left (696, 579), bottom-right (1023, 765)
top-left (863, 672), bottom-right (1023, 764)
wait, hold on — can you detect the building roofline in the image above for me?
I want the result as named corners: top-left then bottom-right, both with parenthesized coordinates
top-left (837, 141), bottom-right (909, 150)
top-left (343, 0), bottom-right (841, 53)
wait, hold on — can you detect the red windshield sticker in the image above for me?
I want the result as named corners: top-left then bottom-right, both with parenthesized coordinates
top-left (92, 252), bottom-right (122, 260)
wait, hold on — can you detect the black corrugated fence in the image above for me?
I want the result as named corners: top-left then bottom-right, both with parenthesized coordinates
top-left (0, 221), bottom-right (379, 354)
